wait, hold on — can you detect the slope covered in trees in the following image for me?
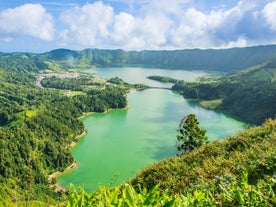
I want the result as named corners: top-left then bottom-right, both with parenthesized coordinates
top-left (42, 45), bottom-right (276, 71)
top-left (62, 119), bottom-right (276, 207)
top-left (129, 119), bottom-right (276, 201)
top-left (172, 58), bottom-right (276, 124)
top-left (2, 45), bottom-right (276, 73)
top-left (0, 45), bottom-right (276, 205)
top-left (0, 69), bottom-right (128, 206)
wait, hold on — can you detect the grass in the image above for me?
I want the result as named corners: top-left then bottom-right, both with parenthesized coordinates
top-left (63, 91), bottom-right (85, 96)
top-left (199, 99), bottom-right (222, 109)
top-left (130, 119), bottom-right (276, 195)
top-left (25, 110), bottom-right (38, 118)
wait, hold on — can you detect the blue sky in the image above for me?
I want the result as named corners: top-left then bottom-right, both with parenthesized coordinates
top-left (0, 0), bottom-right (276, 52)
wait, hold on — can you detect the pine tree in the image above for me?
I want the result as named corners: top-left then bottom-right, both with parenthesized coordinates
top-left (176, 114), bottom-right (209, 155)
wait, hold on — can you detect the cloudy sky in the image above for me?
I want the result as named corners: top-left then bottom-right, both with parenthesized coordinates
top-left (0, 0), bottom-right (276, 52)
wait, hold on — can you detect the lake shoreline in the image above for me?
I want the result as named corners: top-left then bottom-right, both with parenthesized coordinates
top-left (49, 105), bottom-right (131, 192)
top-left (48, 130), bottom-right (86, 192)
top-left (56, 69), bottom-right (247, 192)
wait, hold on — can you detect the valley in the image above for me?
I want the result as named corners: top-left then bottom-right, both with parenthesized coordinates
top-left (0, 46), bottom-right (275, 206)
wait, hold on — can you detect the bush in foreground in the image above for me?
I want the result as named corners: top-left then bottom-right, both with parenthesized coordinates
top-left (64, 171), bottom-right (275, 206)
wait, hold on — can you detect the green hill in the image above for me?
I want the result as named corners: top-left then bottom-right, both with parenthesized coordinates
top-left (130, 119), bottom-right (276, 194)
top-left (2, 45), bottom-right (276, 72)
top-left (172, 58), bottom-right (276, 124)
top-left (0, 46), bottom-right (276, 206)
top-left (43, 45), bottom-right (276, 71)
top-left (0, 69), bottom-right (128, 206)
top-left (62, 119), bottom-right (276, 207)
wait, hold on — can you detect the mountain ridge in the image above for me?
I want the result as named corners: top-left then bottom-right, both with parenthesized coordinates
top-left (43, 44), bottom-right (276, 71)
top-left (2, 44), bottom-right (276, 72)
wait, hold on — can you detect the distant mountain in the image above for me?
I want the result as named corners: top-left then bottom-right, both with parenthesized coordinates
top-left (1, 45), bottom-right (276, 72)
top-left (43, 45), bottom-right (276, 71)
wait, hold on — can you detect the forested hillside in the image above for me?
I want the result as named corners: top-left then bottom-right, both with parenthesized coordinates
top-left (0, 45), bottom-right (276, 206)
top-left (0, 69), bottom-right (127, 206)
top-left (1, 45), bottom-right (276, 73)
top-left (43, 45), bottom-right (276, 71)
top-left (61, 119), bottom-right (276, 206)
top-left (0, 53), bottom-right (47, 72)
top-left (126, 119), bottom-right (276, 206)
top-left (172, 58), bottom-right (276, 124)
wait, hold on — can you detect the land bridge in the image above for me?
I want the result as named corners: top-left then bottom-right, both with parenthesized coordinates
top-left (149, 86), bottom-right (172, 90)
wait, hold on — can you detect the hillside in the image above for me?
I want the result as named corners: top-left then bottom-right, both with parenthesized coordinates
top-left (0, 46), bottom-right (276, 206)
top-left (131, 118), bottom-right (276, 192)
top-left (172, 58), bottom-right (276, 124)
top-left (61, 119), bottom-right (276, 206)
top-left (1, 45), bottom-right (276, 73)
top-left (0, 69), bottom-right (128, 206)
top-left (43, 45), bottom-right (276, 71)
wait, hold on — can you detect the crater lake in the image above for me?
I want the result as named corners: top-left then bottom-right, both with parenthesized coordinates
top-left (58, 68), bottom-right (246, 192)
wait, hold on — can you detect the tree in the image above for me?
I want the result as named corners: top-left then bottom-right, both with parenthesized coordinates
top-left (0, 111), bottom-right (10, 126)
top-left (176, 114), bottom-right (209, 155)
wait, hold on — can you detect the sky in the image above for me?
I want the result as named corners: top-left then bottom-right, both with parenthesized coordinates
top-left (0, 0), bottom-right (276, 52)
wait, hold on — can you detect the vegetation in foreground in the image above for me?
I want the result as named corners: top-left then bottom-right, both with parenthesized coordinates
top-left (176, 114), bottom-right (209, 155)
top-left (0, 48), bottom-right (276, 206)
top-left (10, 118), bottom-right (274, 206)
top-left (63, 118), bottom-right (276, 206)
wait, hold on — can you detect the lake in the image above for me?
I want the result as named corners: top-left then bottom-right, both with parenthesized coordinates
top-left (58, 67), bottom-right (246, 192)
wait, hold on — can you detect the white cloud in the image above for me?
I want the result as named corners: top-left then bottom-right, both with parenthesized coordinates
top-left (135, 14), bottom-right (172, 49)
top-left (170, 8), bottom-right (223, 48)
top-left (48, 0), bottom-right (276, 50)
top-left (112, 12), bottom-right (136, 45)
top-left (3, 0), bottom-right (274, 51)
top-left (262, 1), bottom-right (276, 30)
top-left (224, 36), bottom-right (248, 48)
top-left (60, 2), bottom-right (114, 46)
top-left (0, 4), bottom-right (54, 41)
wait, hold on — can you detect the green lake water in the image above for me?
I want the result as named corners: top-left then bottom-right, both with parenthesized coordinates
top-left (58, 68), bottom-right (247, 192)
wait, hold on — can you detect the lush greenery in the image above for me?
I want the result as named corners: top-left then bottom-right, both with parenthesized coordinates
top-left (62, 119), bottom-right (276, 207)
top-left (131, 119), bottom-right (276, 193)
top-left (128, 119), bottom-right (276, 205)
top-left (107, 77), bottom-right (149, 91)
top-left (172, 58), bottom-right (276, 124)
top-left (0, 46), bottom-right (276, 206)
top-left (64, 171), bottom-right (275, 207)
top-left (0, 53), bottom-right (47, 72)
top-left (147, 75), bottom-right (178, 83)
top-left (40, 75), bottom-right (97, 91)
top-left (176, 114), bottom-right (209, 155)
top-left (2, 45), bottom-right (276, 73)
top-left (42, 45), bottom-right (276, 71)
top-left (0, 69), bottom-right (127, 206)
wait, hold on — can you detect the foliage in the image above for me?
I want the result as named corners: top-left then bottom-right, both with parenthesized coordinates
top-left (3, 45), bottom-right (276, 73)
top-left (63, 170), bottom-right (275, 207)
top-left (147, 75), bottom-right (178, 83)
top-left (1, 47), bottom-right (276, 205)
top-left (65, 184), bottom-right (177, 207)
top-left (0, 53), bottom-right (47, 72)
top-left (172, 58), bottom-right (276, 124)
top-left (41, 76), bottom-right (92, 91)
top-left (0, 69), bottom-right (127, 205)
top-left (176, 114), bottom-right (209, 155)
top-left (107, 77), bottom-right (150, 91)
top-left (131, 119), bottom-right (276, 196)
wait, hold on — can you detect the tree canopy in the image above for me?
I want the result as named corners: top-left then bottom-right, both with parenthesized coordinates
top-left (176, 114), bottom-right (209, 155)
